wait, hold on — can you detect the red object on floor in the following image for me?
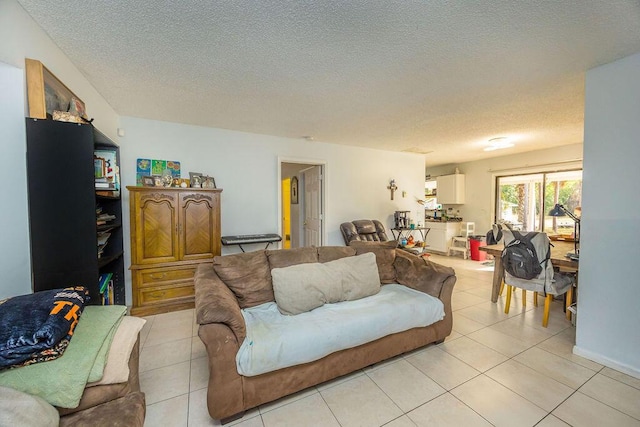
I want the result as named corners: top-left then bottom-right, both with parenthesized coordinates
top-left (469, 238), bottom-right (487, 261)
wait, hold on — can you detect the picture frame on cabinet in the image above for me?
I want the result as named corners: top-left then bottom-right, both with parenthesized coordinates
top-left (202, 176), bottom-right (216, 189)
top-left (189, 172), bottom-right (203, 188)
top-left (141, 176), bottom-right (155, 187)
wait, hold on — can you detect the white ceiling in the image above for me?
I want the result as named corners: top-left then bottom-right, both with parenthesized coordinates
top-left (17, 0), bottom-right (640, 166)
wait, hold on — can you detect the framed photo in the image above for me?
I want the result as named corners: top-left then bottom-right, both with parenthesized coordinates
top-left (25, 59), bottom-right (87, 119)
top-left (153, 175), bottom-right (163, 187)
top-left (142, 176), bottom-right (155, 187)
top-left (189, 172), bottom-right (203, 188)
top-left (94, 157), bottom-right (106, 179)
top-left (291, 176), bottom-right (299, 204)
top-left (202, 176), bottom-right (216, 189)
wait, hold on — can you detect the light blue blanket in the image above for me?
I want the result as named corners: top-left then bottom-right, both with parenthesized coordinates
top-left (236, 284), bottom-right (445, 376)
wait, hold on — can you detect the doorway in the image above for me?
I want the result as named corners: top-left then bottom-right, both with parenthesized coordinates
top-left (279, 160), bottom-right (326, 248)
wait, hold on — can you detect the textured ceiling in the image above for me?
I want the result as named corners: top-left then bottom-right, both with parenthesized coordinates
top-left (17, 0), bottom-right (640, 166)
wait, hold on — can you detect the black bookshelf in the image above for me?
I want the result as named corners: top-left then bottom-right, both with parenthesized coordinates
top-left (26, 119), bottom-right (125, 305)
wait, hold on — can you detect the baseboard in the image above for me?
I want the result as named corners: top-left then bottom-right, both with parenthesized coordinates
top-left (573, 345), bottom-right (640, 379)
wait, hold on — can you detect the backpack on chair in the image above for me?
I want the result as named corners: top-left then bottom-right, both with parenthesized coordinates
top-left (501, 230), bottom-right (547, 280)
top-left (485, 224), bottom-right (503, 245)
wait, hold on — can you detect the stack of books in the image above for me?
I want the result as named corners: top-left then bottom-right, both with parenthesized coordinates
top-left (95, 177), bottom-right (116, 190)
top-left (96, 211), bottom-right (116, 226)
top-left (98, 273), bottom-right (115, 305)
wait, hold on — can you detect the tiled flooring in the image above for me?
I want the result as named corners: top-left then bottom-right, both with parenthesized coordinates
top-left (139, 254), bottom-right (640, 426)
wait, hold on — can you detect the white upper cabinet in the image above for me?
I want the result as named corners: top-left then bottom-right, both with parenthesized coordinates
top-left (436, 174), bottom-right (465, 204)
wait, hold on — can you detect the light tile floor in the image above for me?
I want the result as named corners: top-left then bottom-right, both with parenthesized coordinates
top-left (139, 254), bottom-right (640, 426)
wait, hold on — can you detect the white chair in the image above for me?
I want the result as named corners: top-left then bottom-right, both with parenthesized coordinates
top-left (502, 230), bottom-right (575, 327)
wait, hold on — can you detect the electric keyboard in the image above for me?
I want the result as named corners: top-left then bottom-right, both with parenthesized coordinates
top-left (221, 234), bottom-right (282, 252)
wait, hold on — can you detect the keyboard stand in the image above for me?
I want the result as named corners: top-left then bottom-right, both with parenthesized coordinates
top-left (221, 233), bottom-right (282, 252)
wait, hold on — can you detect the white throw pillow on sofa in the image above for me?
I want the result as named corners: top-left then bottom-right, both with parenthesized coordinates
top-left (271, 252), bottom-right (381, 315)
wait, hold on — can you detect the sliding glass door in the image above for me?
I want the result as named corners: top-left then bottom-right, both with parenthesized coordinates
top-left (496, 170), bottom-right (582, 233)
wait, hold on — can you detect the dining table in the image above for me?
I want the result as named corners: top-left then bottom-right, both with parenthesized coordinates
top-left (480, 240), bottom-right (579, 303)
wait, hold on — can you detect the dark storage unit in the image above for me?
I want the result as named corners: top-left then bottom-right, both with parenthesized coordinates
top-left (26, 118), bottom-right (125, 305)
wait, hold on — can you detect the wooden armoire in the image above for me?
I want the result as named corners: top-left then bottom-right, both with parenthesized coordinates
top-left (127, 187), bottom-right (222, 315)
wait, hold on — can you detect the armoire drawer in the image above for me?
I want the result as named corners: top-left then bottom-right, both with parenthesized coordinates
top-left (136, 266), bottom-right (198, 287)
top-left (137, 282), bottom-right (195, 306)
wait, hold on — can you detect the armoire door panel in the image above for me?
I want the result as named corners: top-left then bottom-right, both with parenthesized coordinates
top-left (180, 193), bottom-right (216, 260)
top-left (136, 196), bottom-right (179, 264)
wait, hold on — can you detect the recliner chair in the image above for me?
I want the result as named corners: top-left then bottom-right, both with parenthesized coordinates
top-left (340, 219), bottom-right (422, 256)
top-left (340, 219), bottom-right (390, 244)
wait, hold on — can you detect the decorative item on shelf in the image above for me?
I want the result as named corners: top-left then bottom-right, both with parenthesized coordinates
top-left (387, 179), bottom-right (398, 200)
top-left (141, 176), bottom-right (155, 187)
top-left (153, 175), bottom-right (163, 187)
top-left (202, 175), bottom-right (217, 189)
top-left (136, 158), bottom-right (180, 186)
top-left (291, 176), bottom-right (299, 204)
top-left (189, 172), bottom-right (202, 188)
top-left (548, 203), bottom-right (581, 258)
top-left (25, 58), bottom-right (93, 122)
top-left (161, 169), bottom-right (174, 187)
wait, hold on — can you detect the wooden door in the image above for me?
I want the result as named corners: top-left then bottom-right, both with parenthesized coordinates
top-left (179, 191), bottom-right (220, 261)
top-left (303, 166), bottom-right (323, 247)
top-left (132, 191), bottom-right (180, 264)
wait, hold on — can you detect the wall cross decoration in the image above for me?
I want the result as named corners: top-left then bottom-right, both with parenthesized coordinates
top-left (387, 179), bottom-right (398, 200)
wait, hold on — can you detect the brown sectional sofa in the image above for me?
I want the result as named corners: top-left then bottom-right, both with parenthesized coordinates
top-left (195, 245), bottom-right (456, 423)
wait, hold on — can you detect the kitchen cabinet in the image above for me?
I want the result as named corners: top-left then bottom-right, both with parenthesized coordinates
top-left (425, 221), bottom-right (460, 253)
top-left (436, 174), bottom-right (465, 204)
top-left (128, 186), bottom-right (222, 315)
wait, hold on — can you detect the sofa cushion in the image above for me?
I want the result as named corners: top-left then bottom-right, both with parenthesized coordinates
top-left (271, 253), bottom-right (381, 315)
top-left (0, 386), bottom-right (59, 427)
top-left (317, 246), bottom-right (357, 263)
top-left (213, 251), bottom-right (273, 309)
top-left (267, 247), bottom-right (318, 269)
top-left (236, 284), bottom-right (445, 376)
top-left (59, 391), bottom-right (145, 427)
top-left (348, 240), bottom-right (397, 284)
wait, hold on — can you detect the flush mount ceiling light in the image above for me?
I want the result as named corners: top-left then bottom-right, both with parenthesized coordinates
top-left (484, 137), bottom-right (514, 151)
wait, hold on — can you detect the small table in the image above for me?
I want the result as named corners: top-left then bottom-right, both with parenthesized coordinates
top-left (480, 241), bottom-right (579, 303)
top-left (221, 233), bottom-right (282, 252)
top-left (390, 227), bottom-right (431, 243)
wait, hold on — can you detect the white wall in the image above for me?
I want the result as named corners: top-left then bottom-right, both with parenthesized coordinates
top-left (0, 62), bottom-right (31, 299)
top-left (118, 116), bottom-right (425, 304)
top-left (574, 51), bottom-right (640, 377)
top-left (426, 144), bottom-right (583, 235)
top-left (0, 0), bottom-right (119, 139)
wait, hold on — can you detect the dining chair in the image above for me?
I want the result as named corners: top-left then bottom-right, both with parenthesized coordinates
top-left (502, 230), bottom-right (575, 327)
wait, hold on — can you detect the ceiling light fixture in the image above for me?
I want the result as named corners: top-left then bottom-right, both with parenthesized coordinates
top-left (484, 137), bottom-right (514, 152)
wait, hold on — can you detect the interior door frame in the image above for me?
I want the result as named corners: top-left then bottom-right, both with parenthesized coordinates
top-left (277, 157), bottom-right (328, 249)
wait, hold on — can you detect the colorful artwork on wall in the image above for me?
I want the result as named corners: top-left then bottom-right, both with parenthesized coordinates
top-left (136, 158), bottom-right (181, 186)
